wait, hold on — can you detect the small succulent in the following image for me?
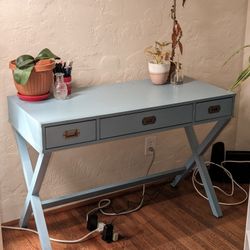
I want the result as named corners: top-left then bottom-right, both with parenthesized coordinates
top-left (144, 41), bottom-right (171, 64)
top-left (14, 48), bottom-right (59, 85)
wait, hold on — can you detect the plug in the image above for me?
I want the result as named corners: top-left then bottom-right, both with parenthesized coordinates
top-left (87, 213), bottom-right (98, 231)
top-left (97, 222), bottom-right (105, 233)
top-left (112, 232), bottom-right (119, 242)
top-left (102, 224), bottom-right (113, 243)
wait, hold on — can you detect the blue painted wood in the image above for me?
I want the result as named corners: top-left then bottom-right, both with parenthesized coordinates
top-left (8, 79), bottom-right (234, 125)
top-left (184, 126), bottom-right (222, 217)
top-left (171, 118), bottom-right (230, 187)
top-left (45, 120), bottom-right (96, 149)
top-left (19, 150), bottom-right (51, 228)
top-left (31, 195), bottom-right (52, 250)
top-left (100, 104), bottom-right (193, 139)
top-left (195, 98), bottom-right (233, 121)
top-left (14, 132), bottom-right (34, 186)
top-left (7, 78), bottom-right (235, 249)
top-left (8, 79), bottom-right (235, 152)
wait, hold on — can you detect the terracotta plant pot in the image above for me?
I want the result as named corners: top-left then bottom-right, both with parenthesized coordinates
top-left (9, 59), bottom-right (55, 96)
top-left (148, 62), bottom-right (170, 85)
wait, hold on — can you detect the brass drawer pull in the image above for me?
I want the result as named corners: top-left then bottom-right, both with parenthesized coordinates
top-left (208, 105), bottom-right (221, 114)
top-left (63, 129), bottom-right (80, 138)
top-left (142, 116), bottom-right (156, 125)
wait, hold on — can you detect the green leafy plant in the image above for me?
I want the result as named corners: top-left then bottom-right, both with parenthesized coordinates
top-left (224, 45), bottom-right (250, 91)
top-left (14, 48), bottom-right (59, 85)
top-left (144, 41), bottom-right (171, 64)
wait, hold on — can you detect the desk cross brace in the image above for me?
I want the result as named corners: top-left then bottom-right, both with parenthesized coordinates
top-left (172, 118), bottom-right (230, 217)
top-left (14, 118), bottom-right (229, 250)
top-left (15, 132), bottom-right (52, 250)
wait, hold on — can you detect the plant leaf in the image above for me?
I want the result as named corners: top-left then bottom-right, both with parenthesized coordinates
top-left (16, 59), bottom-right (34, 69)
top-left (178, 41), bottom-right (183, 54)
top-left (223, 45), bottom-right (250, 66)
top-left (14, 66), bottom-right (34, 85)
top-left (182, 0), bottom-right (186, 7)
top-left (35, 48), bottom-right (59, 60)
top-left (230, 65), bottom-right (250, 90)
top-left (16, 55), bottom-right (34, 69)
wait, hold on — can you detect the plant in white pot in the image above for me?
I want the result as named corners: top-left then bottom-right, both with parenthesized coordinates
top-left (144, 41), bottom-right (171, 85)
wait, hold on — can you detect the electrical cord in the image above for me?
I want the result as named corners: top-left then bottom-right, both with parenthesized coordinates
top-left (2, 147), bottom-right (156, 245)
top-left (86, 147), bottom-right (156, 220)
top-left (192, 160), bottom-right (248, 206)
top-left (1, 225), bottom-right (100, 244)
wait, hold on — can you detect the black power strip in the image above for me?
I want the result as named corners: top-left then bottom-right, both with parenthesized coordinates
top-left (224, 150), bottom-right (250, 183)
top-left (102, 224), bottom-right (113, 243)
top-left (87, 214), bottom-right (98, 231)
top-left (209, 144), bottom-right (250, 183)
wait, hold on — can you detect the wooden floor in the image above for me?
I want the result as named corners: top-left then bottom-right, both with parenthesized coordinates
top-left (2, 177), bottom-right (248, 250)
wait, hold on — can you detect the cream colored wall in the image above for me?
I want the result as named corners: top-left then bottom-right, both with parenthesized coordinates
top-left (236, 0), bottom-right (250, 149)
top-left (0, 0), bottom-right (248, 223)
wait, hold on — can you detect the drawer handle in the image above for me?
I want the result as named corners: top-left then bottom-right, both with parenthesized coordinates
top-left (63, 129), bottom-right (80, 138)
top-left (208, 105), bottom-right (221, 114)
top-left (142, 116), bottom-right (156, 125)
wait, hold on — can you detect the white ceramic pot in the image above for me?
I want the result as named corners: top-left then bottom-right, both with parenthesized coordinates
top-left (148, 61), bottom-right (170, 85)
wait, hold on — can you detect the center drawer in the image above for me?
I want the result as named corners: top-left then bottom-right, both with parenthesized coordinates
top-left (100, 105), bottom-right (193, 139)
top-left (45, 120), bottom-right (96, 149)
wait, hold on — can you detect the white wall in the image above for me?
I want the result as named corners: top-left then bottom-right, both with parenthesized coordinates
top-left (0, 0), bottom-right (248, 223)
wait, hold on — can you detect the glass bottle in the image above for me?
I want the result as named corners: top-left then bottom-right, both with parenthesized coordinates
top-left (53, 73), bottom-right (68, 100)
top-left (171, 61), bottom-right (184, 85)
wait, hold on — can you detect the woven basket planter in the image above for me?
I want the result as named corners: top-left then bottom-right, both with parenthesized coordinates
top-left (9, 59), bottom-right (55, 96)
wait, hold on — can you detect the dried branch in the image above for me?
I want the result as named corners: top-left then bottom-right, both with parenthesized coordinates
top-left (167, 0), bottom-right (185, 83)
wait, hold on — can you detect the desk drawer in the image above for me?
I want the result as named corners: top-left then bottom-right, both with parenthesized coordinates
top-left (45, 120), bottom-right (96, 149)
top-left (195, 98), bottom-right (233, 121)
top-left (100, 105), bottom-right (193, 139)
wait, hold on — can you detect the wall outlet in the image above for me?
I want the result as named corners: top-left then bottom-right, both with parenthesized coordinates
top-left (145, 136), bottom-right (156, 155)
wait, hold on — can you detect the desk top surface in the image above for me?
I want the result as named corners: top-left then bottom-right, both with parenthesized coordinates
top-left (8, 78), bottom-right (234, 124)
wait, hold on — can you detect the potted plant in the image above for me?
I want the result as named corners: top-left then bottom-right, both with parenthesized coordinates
top-left (9, 48), bottom-right (59, 98)
top-left (144, 0), bottom-right (187, 85)
top-left (224, 45), bottom-right (250, 90)
top-left (144, 41), bottom-right (171, 85)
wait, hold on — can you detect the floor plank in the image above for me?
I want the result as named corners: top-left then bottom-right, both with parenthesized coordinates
top-left (2, 177), bottom-right (248, 249)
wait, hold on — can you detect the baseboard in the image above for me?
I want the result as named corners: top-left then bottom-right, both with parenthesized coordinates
top-left (2, 177), bottom-right (174, 226)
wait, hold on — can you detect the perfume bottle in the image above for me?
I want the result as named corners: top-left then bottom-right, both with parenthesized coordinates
top-left (53, 73), bottom-right (67, 100)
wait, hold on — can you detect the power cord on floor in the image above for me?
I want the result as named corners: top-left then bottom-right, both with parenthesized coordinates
top-left (2, 148), bottom-right (156, 245)
top-left (192, 160), bottom-right (248, 206)
top-left (1, 223), bottom-right (103, 244)
top-left (86, 147), bottom-right (155, 220)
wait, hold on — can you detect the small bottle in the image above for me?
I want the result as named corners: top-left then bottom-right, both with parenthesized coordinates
top-left (53, 73), bottom-right (68, 100)
top-left (171, 55), bottom-right (184, 85)
top-left (170, 65), bottom-right (184, 84)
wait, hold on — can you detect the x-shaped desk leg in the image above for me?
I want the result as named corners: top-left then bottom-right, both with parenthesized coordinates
top-left (171, 118), bottom-right (230, 217)
top-left (15, 131), bottom-right (52, 250)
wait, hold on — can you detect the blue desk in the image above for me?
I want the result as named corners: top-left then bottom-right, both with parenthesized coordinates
top-left (8, 78), bottom-right (235, 250)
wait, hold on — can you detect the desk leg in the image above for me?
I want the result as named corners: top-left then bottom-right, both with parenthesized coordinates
top-left (171, 119), bottom-right (230, 187)
top-left (184, 126), bottom-right (222, 217)
top-left (15, 132), bottom-right (52, 250)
